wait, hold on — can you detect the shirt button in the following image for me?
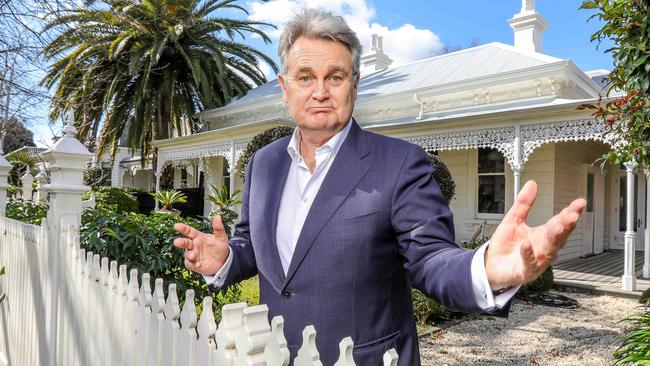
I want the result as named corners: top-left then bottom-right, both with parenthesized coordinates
top-left (281, 290), bottom-right (292, 299)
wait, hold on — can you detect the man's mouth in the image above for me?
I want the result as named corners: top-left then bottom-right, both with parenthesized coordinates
top-left (309, 107), bottom-right (333, 112)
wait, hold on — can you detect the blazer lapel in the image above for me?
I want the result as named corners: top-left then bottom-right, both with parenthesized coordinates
top-left (283, 121), bottom-right (371, 288)
top-left (261, 144), bottom-right (291, 285)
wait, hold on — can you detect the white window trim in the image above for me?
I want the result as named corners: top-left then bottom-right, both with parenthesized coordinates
top-left (475, 148), bottom-right (506, 220)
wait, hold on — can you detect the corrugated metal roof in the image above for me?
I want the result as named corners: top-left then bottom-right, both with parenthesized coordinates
top-left (220, 42), bottom-right (564, 110)
top-left (585, 69), bottom-right (625, 98)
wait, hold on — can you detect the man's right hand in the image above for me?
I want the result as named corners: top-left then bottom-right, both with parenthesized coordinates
top-left (173, 215), bottom-right (230, 275)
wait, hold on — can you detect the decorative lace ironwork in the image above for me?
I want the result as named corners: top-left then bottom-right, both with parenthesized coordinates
top-left (404, 118), bottom-right (611, 170)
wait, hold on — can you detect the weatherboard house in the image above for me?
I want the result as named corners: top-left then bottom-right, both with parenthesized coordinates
top-left (126, 1), bottom-right (646, 292)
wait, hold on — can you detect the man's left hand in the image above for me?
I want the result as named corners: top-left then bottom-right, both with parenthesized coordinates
top-left (485, 180), bottom-right (587, 291)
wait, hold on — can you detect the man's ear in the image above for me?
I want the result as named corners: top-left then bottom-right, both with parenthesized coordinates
top-left (277, 73), bottom-right (288, 102)
top-left (351, 74), bottom-right (360, 102)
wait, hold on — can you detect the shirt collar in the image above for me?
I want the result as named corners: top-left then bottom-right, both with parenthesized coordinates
top-left (287, 118), bottom-right (353, 162)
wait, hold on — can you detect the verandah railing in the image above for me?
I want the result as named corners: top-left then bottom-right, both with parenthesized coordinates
top-left (0, 119), bottom-right (399, 366)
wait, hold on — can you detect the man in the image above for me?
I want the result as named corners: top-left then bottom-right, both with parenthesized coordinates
top-left (174, 8), bottom-right (585, 365)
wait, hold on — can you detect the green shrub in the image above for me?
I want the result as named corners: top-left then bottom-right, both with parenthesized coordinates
top-left (6, 200), bottom-right (48, 225)
top-left (412, 288), bottom-right (449, 325)
top-left (614, 306), bottom-right (650, 364)
top-left (79, 207), bottom-right (240, 320)
top-left (461, 236), bottom-right (489, 250)
top-left (639, 287), bottom-right (650, 304)
top-left (239, 126), bottom-right (294, 181)
top-left (7, 151), bottom-right (35, 187)
top-left (428, 152), bottom-right (456, 203)
top-left (522, 265), bottom-right (554, 293)
top-left (82, 186), bottom-right (139, 214)
top-left (207, 184), bottom-right (241, 235)
top-left (149, 189), bottom-right (187, 212)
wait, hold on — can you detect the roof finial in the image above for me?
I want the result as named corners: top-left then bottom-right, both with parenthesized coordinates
top-left (63, 110), bottom-right (77, 138)
top-left (521, 0), bottom-right (536, 13)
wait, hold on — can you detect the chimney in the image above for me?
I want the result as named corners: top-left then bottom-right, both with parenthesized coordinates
top-left (360, 34), bottom-right (393, 74)
top-left (507, 0), bottom-right (548, 53)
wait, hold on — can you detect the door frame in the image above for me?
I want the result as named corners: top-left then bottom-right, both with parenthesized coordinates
top-left (582, 165), bottom-right (605, 256)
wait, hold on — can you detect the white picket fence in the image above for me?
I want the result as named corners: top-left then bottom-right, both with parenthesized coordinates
top-left (0, 119), bottom-right (399, 365)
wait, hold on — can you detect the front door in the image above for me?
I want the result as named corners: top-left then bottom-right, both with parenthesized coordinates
top-left (611, 171), bottom-right (646, 250)
top-left (583, 168), bottom-right (605, 256)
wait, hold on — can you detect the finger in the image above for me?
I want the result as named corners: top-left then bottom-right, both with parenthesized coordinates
top-left (184, 258), bottom-right (201, 272)
top-left (568, 198), bottom-right (587, 214)
top-left (185, 249), bottom-right (198, 262)
top-left (504, 180), bottom-right (538, 224)
top-left (173, 237), bottom-right (193, 250)
top-left (520, 241), bottom-right (537, 282)
top-left (174, 222), bottom-right (201, 240)
top-left (212, 215), bottom-right (227, 236)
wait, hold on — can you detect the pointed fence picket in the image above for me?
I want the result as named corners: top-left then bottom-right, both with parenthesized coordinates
top-left (0, 217), bottom-right (400, 365)
top-left (0, 123), bottom-right (399, 365)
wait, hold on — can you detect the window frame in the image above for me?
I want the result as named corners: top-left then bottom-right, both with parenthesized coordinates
top-left (475, 148), bottom-right (506, 220)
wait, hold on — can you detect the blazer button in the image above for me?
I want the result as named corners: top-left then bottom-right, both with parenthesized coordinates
top-left (281, 290), bottom-right (292, 299)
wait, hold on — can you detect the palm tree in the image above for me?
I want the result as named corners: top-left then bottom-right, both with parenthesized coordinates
top-left (41, 0), bottom-right (277, 160)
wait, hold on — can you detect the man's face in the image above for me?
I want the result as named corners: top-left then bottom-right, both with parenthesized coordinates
top-left (278, 37), bottom-right (359, 135)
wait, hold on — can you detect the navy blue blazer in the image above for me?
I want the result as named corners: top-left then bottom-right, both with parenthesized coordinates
top-left (218, 120), bottom-right (491, 365)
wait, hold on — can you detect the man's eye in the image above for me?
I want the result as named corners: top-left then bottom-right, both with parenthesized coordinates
top-left (330, 75), bottom-right (343, 81)
top-left (298, 75), bottom-right (313, 82)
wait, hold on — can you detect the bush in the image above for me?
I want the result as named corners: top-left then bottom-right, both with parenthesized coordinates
top-left (82, 186), bottom-right (139, 214)
top-left (412, 288), bottom-right (449, 325)
top-left (6, 200), bottom-right (48, 225)
top-left (461, 236), bottom-right (489, 250)
top-left (614, 306), bottom-right (650, 364)
top-left (639, 287), bottom-right (650, 304)
top-left (521, 265), bottom-right (554, 293)
top-left (149, 189), bottom-right (187, 213)
top-left (79, 207), bottom-right (240, 320)
top-left (428, 152), bottom-right (456, 203)
top-left (239, 126), bottom-right (294, 181)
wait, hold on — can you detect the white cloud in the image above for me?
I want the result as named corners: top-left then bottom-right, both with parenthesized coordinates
top-left (246, 0), bottom-right (442, 67)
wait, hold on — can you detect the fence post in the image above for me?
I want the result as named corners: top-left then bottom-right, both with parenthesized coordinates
top-left (20, 171), bottom-right (34, 201)
top-left (39, 114), bottom-right (92, 366)
top-left (0, 154), bottom-right (12, 216)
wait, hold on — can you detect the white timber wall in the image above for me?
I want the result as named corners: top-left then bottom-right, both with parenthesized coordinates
top-left (439, 145), bottom-right (553, 243)
top-left (553, 141), bottom-right (610, 263)
top-left (438, 150), bottom-right (471, 241)
top-left (521, 144), bottom-right (555, 228)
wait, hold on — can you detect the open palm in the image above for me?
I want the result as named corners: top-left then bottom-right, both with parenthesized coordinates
top-left (485, 181), bottom-right (586, 290)
top-left (173, 216), bottom-right (230, 275)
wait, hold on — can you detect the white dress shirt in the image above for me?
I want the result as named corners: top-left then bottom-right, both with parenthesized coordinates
top-left (205, 120), bottom-right (517, 311)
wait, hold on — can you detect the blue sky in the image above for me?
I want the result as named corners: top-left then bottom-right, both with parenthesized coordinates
top-left (32, 0), bottom-right (613, 146)
top-left (242, 0), bottom-right (614, 76)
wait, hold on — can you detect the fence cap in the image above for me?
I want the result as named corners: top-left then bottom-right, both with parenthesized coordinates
top-left (43, 113), bottom-right (92, 158)
top-left (20, 171), bottom-right (34, 180)
top-left (0, 154), bottom-right (12, 171)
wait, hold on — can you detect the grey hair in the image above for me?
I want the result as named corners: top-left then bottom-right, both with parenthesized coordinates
top-left (278, 8), bottom-right (362, 76)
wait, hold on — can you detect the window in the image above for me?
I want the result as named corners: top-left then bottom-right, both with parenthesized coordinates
top-left (222, 159), bottom-right (230, 196)
top-left (477, 148), bottom-right (505, 215)
top-left (180, 168), bottom-right (188, 188)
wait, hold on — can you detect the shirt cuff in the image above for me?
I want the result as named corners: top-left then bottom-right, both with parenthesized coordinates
top-left (202, 248), bottom-right (233, 288)
top-left (470, 241), bottom-right (520, 311)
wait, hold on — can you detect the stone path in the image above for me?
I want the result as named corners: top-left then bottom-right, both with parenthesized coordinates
top-left (420, 290), bottom-right (641, 365)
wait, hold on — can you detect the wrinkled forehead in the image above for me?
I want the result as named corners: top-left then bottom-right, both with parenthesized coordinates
top-left (284, 36), bottom-right (354, 73)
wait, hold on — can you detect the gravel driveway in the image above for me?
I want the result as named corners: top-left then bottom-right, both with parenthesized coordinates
top-left (419, 290), bottom-right (641, 365)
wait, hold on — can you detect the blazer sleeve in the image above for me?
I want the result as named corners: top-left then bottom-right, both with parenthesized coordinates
top-left (213, 152), bottom-right (259, 290)
top-left (391, 144), bottom-right (483, 313)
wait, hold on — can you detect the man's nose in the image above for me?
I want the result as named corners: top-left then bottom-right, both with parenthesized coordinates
top-left (311, 79), bottom-right (329, 101)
